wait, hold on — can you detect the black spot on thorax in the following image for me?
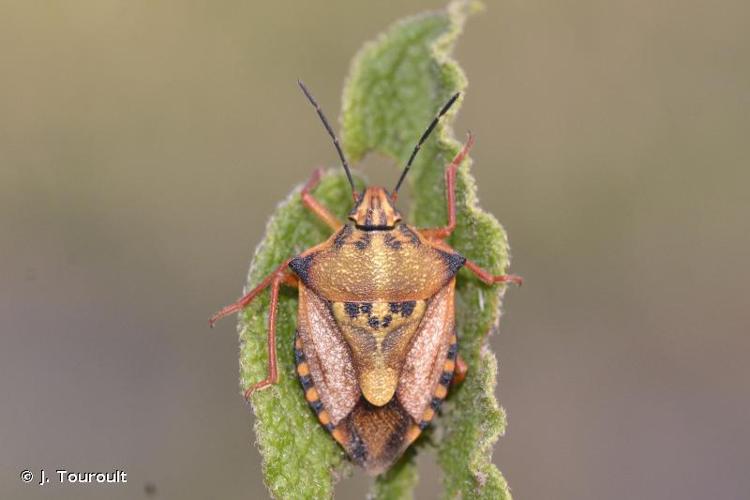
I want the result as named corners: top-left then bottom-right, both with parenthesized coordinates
top-left (345, 302), bottom-right (359, 318)
top-left (354, 232), bottom-right (371, 251)
top-left (401, 301), bottom-right (416, 317)
top-left (334, 224), bottom-right (354, 249)
top-left (289, 253), bottom-right (316, 284)
top-left (398, 224), bottom-right (421, 246)
top-left (383, 233), bottom-right (402, 250)
top-left (437, 250), bottom-right (466, 277)
top-left (388, 300), bottom-right (416, 317)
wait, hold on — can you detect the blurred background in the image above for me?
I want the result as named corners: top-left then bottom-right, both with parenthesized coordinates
top-left (2, 1), bottom-right (749, 498)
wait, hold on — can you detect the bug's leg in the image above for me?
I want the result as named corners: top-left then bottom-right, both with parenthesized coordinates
top-left (301, 168), bottom-right (343, 231)
top-left (423, 236), bottom-right (523, 286)
top-left (464, 259), bottom-right (523, 286)
top-left (418, 133), bottom-right (475, 240)
top-left (208, 259), bottom-right (295, 327)
top-left (242, 270), bottom-right (297, 399)
top-left (452, 354), bottom-right (468, 387)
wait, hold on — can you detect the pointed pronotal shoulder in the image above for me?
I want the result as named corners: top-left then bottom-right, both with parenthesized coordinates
top-left (288, 223), bottom-right (465, 302)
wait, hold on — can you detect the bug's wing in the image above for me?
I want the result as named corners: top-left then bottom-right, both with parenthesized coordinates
top-left (296, 283), bottom-right (360, 425)
top-left (397, 279), bottom-right (456, 421)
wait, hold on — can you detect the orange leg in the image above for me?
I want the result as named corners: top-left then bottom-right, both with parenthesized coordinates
top-left (423, 225), bottom-right (522, 286)
top-left (452, 354), bottom-right (468, 387)
top-left (209, 259), bottom-right (299, 399)
top-left (301, 168), bottom-right (342, 231)
top-left (464, 259), bottom-right (523, 286)
top-left (419, 133), bottom-right (475, 240)
top-left (208, 259), bottom-right (295, 327)
top-left (242, 271), bottom-right (290, 399)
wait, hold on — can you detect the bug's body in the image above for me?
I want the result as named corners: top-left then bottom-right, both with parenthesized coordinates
top-left (210, 82), bottom-right (521, 475)
top-left (290, 221), bottom-right (463, 472)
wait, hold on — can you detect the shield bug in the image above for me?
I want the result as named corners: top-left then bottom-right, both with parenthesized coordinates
top-left (210, 81), bottom-right (522, 474)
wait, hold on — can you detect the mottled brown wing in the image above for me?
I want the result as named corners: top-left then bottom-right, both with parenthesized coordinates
top-left (396, 279), bottom-right (456, 421)
top-left (296, 282), bottom-right (360, 425)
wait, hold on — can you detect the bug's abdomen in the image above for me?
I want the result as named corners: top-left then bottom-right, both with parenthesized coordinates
top-left (295, 332), bottom-right (460, 475)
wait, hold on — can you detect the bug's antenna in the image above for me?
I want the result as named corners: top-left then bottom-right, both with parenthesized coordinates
top-left (297, 80), bottom-right (357, 199)
top-left (392, 92), bottom-right (461, 197)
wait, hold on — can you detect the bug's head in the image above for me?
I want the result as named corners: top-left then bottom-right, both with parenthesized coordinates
top-left (349, 186), bottom-right (401, 230)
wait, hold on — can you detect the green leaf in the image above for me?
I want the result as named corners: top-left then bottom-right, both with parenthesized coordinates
top-left (239, 174), bottom-right (356, 499)
top-left (370, 448), bottom-right (418, 500)
top-left (238, 1), bottom-right (514, 498)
